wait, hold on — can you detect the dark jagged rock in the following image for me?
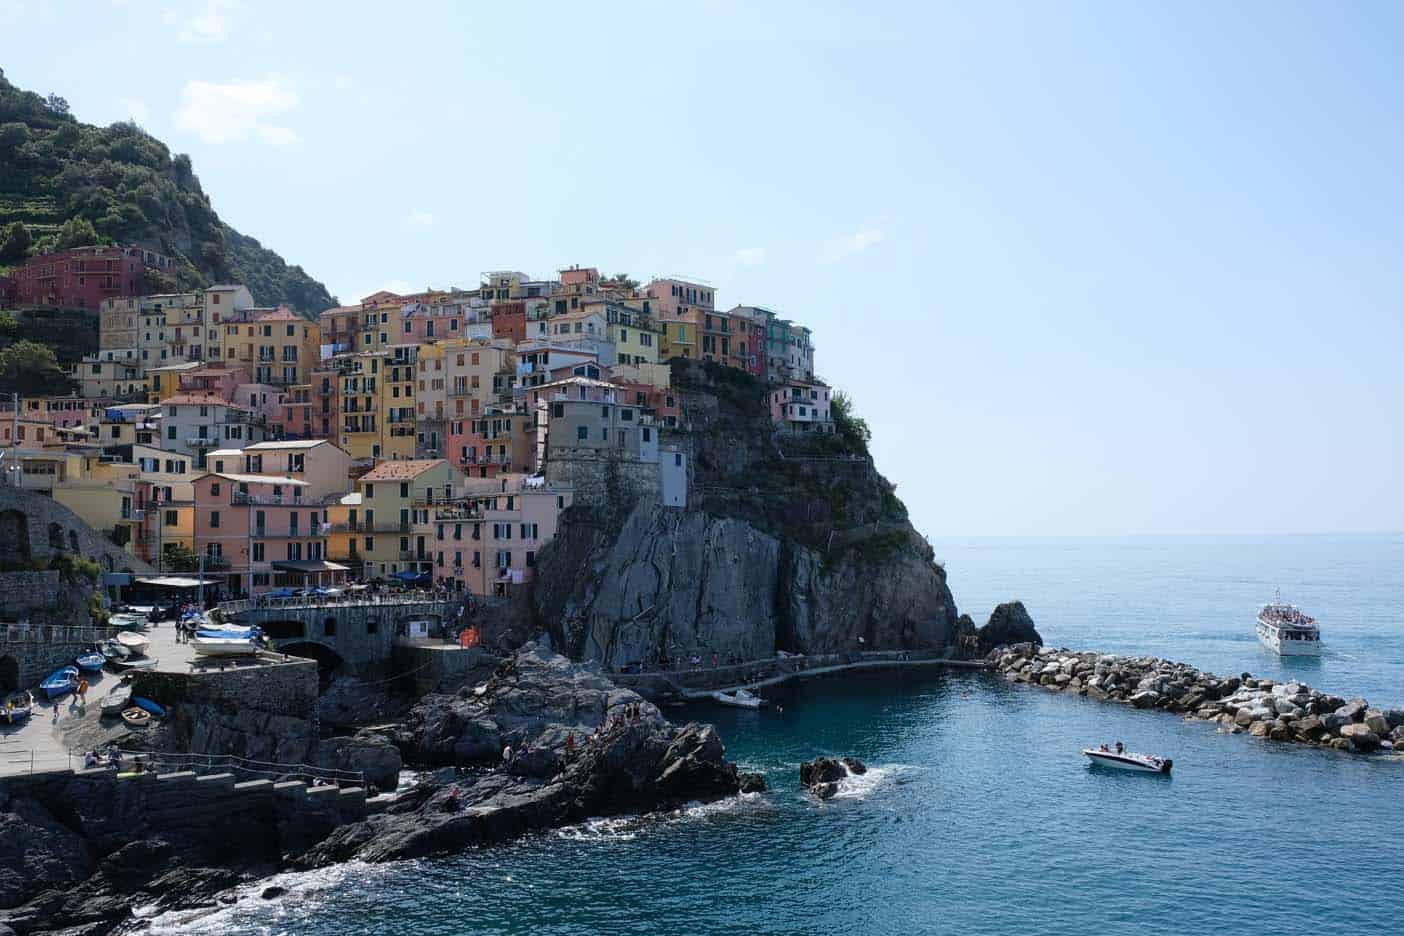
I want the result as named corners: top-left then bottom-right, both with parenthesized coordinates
top-left (261, 886), bottom-right (287, 900)
top-left (800, 757), bottom-right (847, 788)
top-left (295, 647), bottom-right (753, 869)
top-left (842, 757), bottom-right (868, 775)
top-left (316, 731), bottom-right (402, 791)
top-left (977, 601), bottom-right (1042, 654)
top-left (0, 797), bottom-right (91, 910)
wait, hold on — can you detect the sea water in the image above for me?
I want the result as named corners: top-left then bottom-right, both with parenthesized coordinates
top-left (156, 535), bottom-right (1403, 935)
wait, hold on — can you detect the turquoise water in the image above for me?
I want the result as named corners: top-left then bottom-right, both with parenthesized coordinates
top-left (158, 535), bottom-right (1404, 936)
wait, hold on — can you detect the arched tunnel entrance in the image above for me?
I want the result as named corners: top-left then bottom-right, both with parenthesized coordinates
top-left (277, 641), bottom-right (344, 691)
top-left (0, 655), bottom-right (19, 694)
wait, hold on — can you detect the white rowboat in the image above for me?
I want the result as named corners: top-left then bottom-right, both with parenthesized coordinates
top-left (1082, 748), bottom-right (1173, 774)
top-left (115, 632), bottom-right (149, 656)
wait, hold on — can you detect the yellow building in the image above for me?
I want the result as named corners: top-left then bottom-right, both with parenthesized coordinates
top-left (359, 293), bottom-right (405, 351)
top-left (382, 345), bottom-right (418, 461)
top-left (352, 459), bottom-right (458, 578)
top-left (335, 352), bottom-right (384, 461)
top-left (658, 311), bottom-right (700, 361)
top-left (221, 308), bottom-right (322, 387)
top-left (146, 361), bottom-right (203, 403)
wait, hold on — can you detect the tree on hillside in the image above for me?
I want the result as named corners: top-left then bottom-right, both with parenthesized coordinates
top-left (44, 94), bottom-right (70, 117)
top-left (41, 217), bottom-right (103, 252)
top-left (0, 221), bottom-right (30, 263)
top-left (831, 391), bottom-right (872, 456)
top-left (0, 121), bottom-right (27, 154)
top-left (0, 340), bottom-right (76, 395)
top-left (609, 273), bottom-right (641, 290)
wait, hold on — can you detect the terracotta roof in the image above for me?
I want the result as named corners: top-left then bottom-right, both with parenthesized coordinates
top-left (359, 458), bottom-right (446, 481)
top-left (161, 393), bottom-right (250, 411)
top-left (320, 305), bottom-right (363, 315)
top-left (254, 307), bottom-right (301, 322)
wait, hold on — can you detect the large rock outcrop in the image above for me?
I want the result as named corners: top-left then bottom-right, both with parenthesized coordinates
top-left (300, 647), bottom-right (761, 867)
top-left (532, 359), bottom-right (961, 667)
top-left (535, 501), bottom-right (958, 666)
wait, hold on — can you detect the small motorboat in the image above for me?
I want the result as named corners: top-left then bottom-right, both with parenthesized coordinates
top-left (100, 682), bottom-right (132, 717)
top-left (109, 612), bottom-right (148, 632)
top-left (99, 639), bottom-right (130, 661)
top-left (191, 635), bottom-right (257, 657)
top-left (116, 632), bottom-right (150, 656)
top-left (74, 651), bottom-right (106, 673)
top-left (40, 666), bottom-right (80, 700)
top-left (121, 707), bottom-right (152, 728)
top-left (711, 688), bottom-right (765, 710)
top-left (3, 690), bottom-right (33, 724)
top-left (195, 626), bottom-right (257, 640)
top-left (1082, 747), bottom-right (1173, 775)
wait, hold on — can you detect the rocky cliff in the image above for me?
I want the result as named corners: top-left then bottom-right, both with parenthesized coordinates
top-left (532, 361), bottom-right (961, 668)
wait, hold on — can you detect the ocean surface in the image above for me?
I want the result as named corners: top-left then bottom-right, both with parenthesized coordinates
top-left (154, 534), bottom-right (1404, 936)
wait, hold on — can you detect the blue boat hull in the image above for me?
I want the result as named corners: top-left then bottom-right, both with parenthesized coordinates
top-left (75, 654), bottom-right (105, 673)
top-left (131, 696), bottom-right (166, 718)
top-left (40, 667), bottom-right (79, 700)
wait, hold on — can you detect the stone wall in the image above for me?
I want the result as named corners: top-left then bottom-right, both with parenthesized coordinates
top-left (0, 484), bottom-right (149, 574)
top-left (391, 643), bottom-right (497, 695)
top-left (0, 569), bottom-right (107, 690)
top-left (544, 450), bottom-right (661, 508)
top-left (132, 656), bottom-right (321, 764)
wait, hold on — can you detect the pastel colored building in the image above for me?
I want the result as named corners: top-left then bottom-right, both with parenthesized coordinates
top-left (448, 408), bottom-right (535, 478)
top-left (73, 355), bottom-right (144, 400)
top-left (192, 471), bottom-right (343, 595)
top-left (382, 345), bottom-right (418, 461)
top-left (349, 458), bottom-right (459, 580)
top-left (769, 380), bottom-right (834, 434)
top-left (238, 439), bottom-right (352, 500)
top-left (159, 392), bottom-right (267, 465)
top-left (415, 473), bottom-right (574, 596)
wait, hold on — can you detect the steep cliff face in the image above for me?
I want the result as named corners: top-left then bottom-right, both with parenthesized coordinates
top-left (532, 361), bottom-right (960, 667)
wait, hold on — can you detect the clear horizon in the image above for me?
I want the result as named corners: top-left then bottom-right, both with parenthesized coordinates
top-left (3, 1), bottom-right (1400, 538)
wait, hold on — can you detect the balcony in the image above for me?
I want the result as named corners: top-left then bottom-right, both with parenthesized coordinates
top-left (232, 492), bottom-right (304, 507)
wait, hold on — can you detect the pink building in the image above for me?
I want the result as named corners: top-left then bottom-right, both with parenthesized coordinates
top-left (769, 380), bottom-right (835, 434)
top-left (192, 471), bottom-right (345, 595)
top-left (417, 474), bottom-right (574, 597)
top-left (645, 277), bottom-right (715, 318)
top-left (179, 364), bottom-right (250, 401)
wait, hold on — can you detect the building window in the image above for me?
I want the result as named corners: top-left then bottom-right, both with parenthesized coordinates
top-left (209, 511), bottom-right (220, 528)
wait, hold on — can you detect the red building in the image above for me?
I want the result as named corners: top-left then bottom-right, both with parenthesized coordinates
top-left (490, 301), bottom-right (526, 344)
top-left (7, 245), bottom-right (172, 309)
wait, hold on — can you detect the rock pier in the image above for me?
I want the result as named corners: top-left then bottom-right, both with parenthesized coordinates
top-left (992, 643), bottom-right (1404, 754)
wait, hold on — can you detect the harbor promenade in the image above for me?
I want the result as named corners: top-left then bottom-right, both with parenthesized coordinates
top-left (610, 649), bottom-right (988, 702)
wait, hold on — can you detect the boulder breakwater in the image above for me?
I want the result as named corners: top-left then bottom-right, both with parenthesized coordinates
top-left (992, 643), bottom-right (1404, 753)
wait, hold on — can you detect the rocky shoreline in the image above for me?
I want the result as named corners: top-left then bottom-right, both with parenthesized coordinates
top-left (0, 646), bottom-right (762, 936)
top-left (992, 643), bottom-right (1404, 753)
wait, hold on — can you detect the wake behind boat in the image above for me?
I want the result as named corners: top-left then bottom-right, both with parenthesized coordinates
top-left (1257, 589), bottom-right (1321, 656)
top-left (1083, 744), bottom-right (1172, 774)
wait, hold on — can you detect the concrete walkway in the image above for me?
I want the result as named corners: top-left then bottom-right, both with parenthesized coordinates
top-left (675, 656), bottom-right (988, 701)
top-left (0, 619), bottom-right (201, 777)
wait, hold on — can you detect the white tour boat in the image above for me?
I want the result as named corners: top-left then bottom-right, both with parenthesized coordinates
top-left (1256, 590), bottom-right (1321, 656)
top-left (1082, 746), bottom-right (1173, 774)
top-left (711, 688), bottom-right (765, 710)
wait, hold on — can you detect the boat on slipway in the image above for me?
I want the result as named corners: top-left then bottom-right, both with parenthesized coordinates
top-left (1257, 590), bottom-right (1322, 656)
top-left (40, 666), bottom-right (80, 700)
top-left (74, 651), bottom-right (106, 673)
top-left (711, 688), bottom-right (765, 710)
top-left (100, 682), bottom-right (132, 717)
top-left (3, 690), bottom-right (33, 724)
top-left (1082, 747), bottom-right (1173, 774)
top-left (115, 631), bottom-right (150, 657)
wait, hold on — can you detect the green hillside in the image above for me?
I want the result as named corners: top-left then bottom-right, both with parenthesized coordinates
top-left (0, 68), bottom-right (336, 315)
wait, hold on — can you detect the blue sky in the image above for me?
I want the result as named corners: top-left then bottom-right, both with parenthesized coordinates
top-left (3, 1), bottom-right (1401, 536)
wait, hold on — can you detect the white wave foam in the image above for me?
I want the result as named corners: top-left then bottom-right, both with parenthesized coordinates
top-left (144, 860), bottom-right (382, 934)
